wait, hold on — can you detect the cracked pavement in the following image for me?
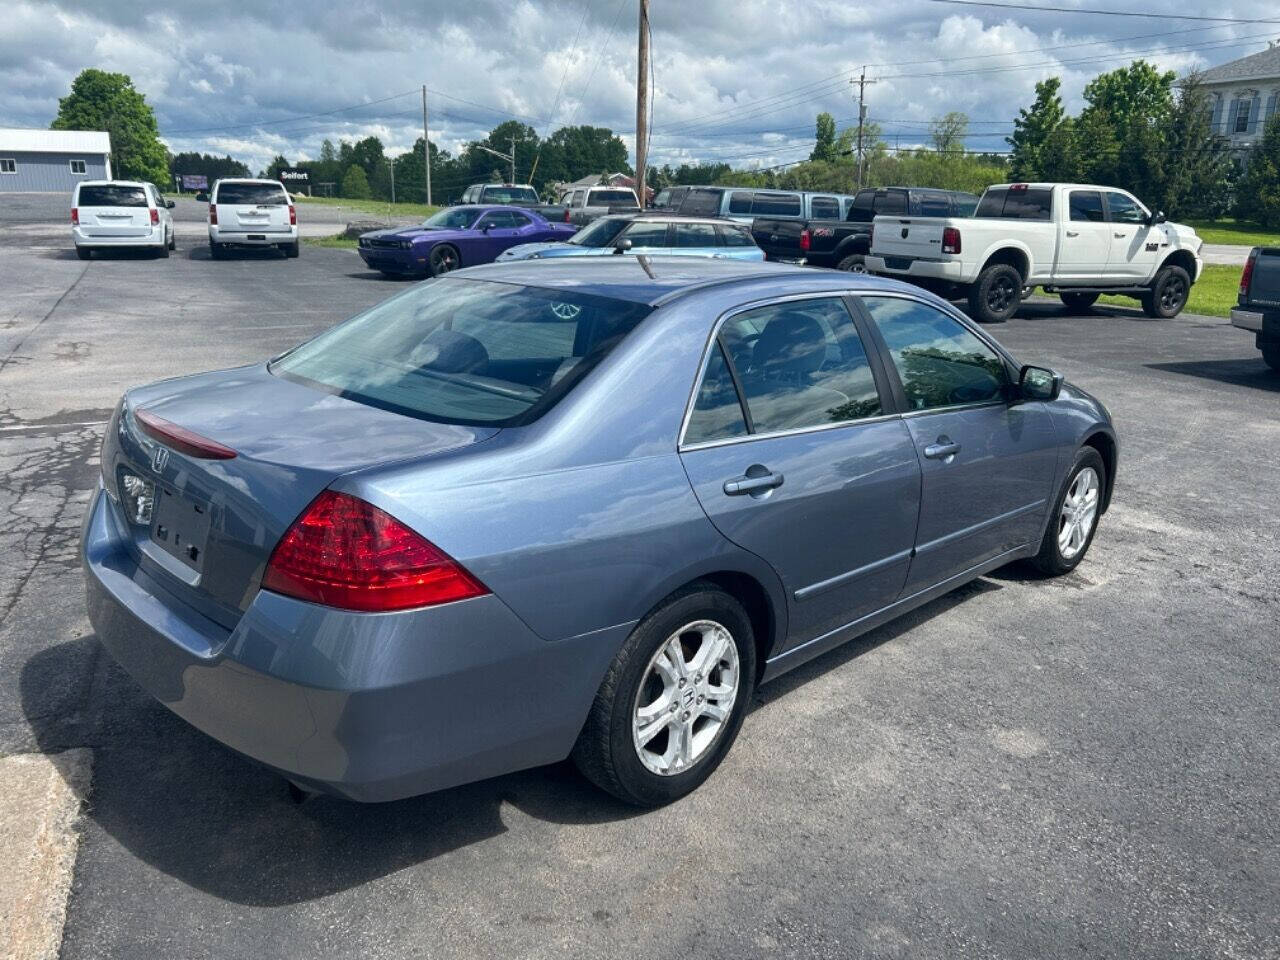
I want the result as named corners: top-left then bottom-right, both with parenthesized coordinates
top-left (0, 196), bottom-right (1277, 959)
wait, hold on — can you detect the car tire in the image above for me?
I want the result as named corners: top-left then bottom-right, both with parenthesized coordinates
top-left (157, 240), bottom-right (169, 259)
top-left (1059, 291), bottom-right (1099, 312)
top-left (1262, 341), bottom-right (1280, 372)
top-left (210, 242), bottom-right (225, 260)
top-left (572, 582), bottom-right (756, 807)
top-left (428, 244), bottom-right (460, 276)
top-left (1140, 264), bottom-right (1190, 319)
top-left (75, 247), bottom-right (91, 261)
top-left (837, 254), bottom-right (867, 273)
top-left (168, 233), bottom-right (176, 251)
top-left (1028, 446), bottom-right (1106, 577)
top-left (967, 263), bottom-right (1023, 323)
top-left (285, 241), bottom-right (300, 259)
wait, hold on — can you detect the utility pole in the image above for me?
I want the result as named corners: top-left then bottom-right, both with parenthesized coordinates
top-left (511, 137), bottom-right (517, 184)
top-left (852, 67), bottom-right (877, 190)
top-left (388, 157), bottom-right (396, 205)
top-left (635, 0), bottom-right (650, 207)
top-left (422, 85), bottom-right (432, 206)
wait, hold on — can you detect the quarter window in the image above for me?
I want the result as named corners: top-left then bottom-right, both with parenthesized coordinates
top-left (861, 297), bottom-right (1007, 411)
top-left (717, 298), bottom-right (882, 434)
top-left (1069, 190), bottom-right (1105, 222)
top-left (672, 222), bottom-right (718, 247)
top-left (69, 159), bottom-right (87, 175)
top-left (1105, 191), bottom-right (1147, 224)
top-left (718, 225), bottom-right (755, 247)
top-left (685, 342), bottom-right (749, 443)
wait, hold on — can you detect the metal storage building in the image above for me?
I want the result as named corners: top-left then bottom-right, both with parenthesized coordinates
top-left (0, 129), bottom-right (112, 193)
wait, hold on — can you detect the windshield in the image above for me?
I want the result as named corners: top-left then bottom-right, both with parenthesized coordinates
top-left (270, 278), bottom-right (653, 427)
top-left (423, 207), bottom-right (481, 229)
top-left (481, 186), bottom-right (538, 204)
top-left (568, 218), bottom-right (629, 247)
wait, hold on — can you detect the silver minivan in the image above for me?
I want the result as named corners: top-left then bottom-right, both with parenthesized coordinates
top-left (71, 181), bottom-right (175, 259)
top-left (202, 178), bottom-right (298, 259)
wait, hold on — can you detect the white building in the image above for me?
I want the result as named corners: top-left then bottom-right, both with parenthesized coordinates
top-left (1201, 44), bottom-right (1280, 163)
top-left (0, 129), bottom-right (112, 193)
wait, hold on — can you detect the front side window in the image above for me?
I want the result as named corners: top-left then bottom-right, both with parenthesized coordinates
top-left (621, 221), bottom-right (670, 246)
top-left (271, 278), bottom-right (652, 427)
top-left (1069, 190), bottom-right (1105, 222)
top-left (568, 217), bottom-right (628, 247)
top-left (673, 222), bottom-right (718, 247)
top-left (718, 298), bottom-right (882, 434)
top-left (685, 342), bottom-right (749, 444)
top-left (69, 159), bottom-right (87, 175)
top-left (861, 297), bottom-right (1007, 411)
top-left (423, 207), bottom-right (482, 230)
top-left (1105, 191), bottom-right (1147, 224)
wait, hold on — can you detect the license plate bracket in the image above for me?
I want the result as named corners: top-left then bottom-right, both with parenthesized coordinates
top-left (151, 487), bottom-right (212, 572)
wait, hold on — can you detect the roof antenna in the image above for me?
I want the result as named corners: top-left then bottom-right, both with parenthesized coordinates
top-left (636, 254), bottom-right (656, 279)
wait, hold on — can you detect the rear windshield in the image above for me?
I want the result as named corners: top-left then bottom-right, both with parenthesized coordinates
top-left (976, 186), bottom-right (1053, 220)
top-left (215, 183), bottom-right (288, 205)
top-left (481, 186), bottom-right (538, 204)
top-left (590, 189), bottom-right (637, 206)
top-left (270, 278), bottom-right (653, 427)
top-left (77, 185), bottom-right (148, 207)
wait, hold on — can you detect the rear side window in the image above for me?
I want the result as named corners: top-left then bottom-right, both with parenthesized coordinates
top-left (1069, 191), bottom-right (1105, 222)
top-left (751, 192), bottom-right (802, 216)
top-left (1105, 191), bottom-right (1147, 224)
top-left (719, 225), bottom-right (756, 247)
top-left (216, 183), bottom-right (288, 205)
top-left (685, 342), bottom-right (749, 444)
top-left (673, 223), bottom-right (719, 247)
top-left (977, 186), bottom-right (1053, 220)
top-left (679, 189), bottom-right (726, 217)
top-left (916, 193), bottom-right (950, 217)
top-left (621, 221), bottom-right (670, 246)
top-left (809, 196), bottom-right (840, 219)
top-left (77, 185), bottom-right (148, 207)
top-left (271, 278), bottom-right (653, 427)
top-left (728, 191), bottom-right (754, 215)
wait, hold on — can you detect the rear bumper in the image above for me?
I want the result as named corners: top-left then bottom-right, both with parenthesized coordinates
top-left (209, 226), bottom-right (297, 246)
top-left (357, 247), bottom-right (427, 274)
top-left (73, 225), bottom-right (165, 247)
top-left (865, 255), bottom-right (967, 282)
top-left (81, 486), bottom-right (624, 801)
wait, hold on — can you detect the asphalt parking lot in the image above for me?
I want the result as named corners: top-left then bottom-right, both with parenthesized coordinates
top-left (1, 199), bottom-right (1277, 960)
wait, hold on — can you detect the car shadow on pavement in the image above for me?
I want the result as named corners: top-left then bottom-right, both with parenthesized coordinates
top-left (187, 245), bottom-right (287, 262)
top-left (20, 637), bottom-right (644, 907)
top-left (1146, 359), bottom-right (1280, 391)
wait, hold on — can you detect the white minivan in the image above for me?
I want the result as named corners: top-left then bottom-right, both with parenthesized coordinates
top-left (201, 178), bottom-right (298, 259)
top-left (72, 181), bottom-right (175, 259)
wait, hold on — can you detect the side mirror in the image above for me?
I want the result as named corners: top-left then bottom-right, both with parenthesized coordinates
top-left (195, 192), bottom-right (208, 202)
top-left (165, 200), bottom-right (176, 209)
top-left (1148, 210), bottom-right (1166, 226)
top-left (613, 238), bottom-right (633, 255)
top-left (1018, 364), bottom-right (1063, 402)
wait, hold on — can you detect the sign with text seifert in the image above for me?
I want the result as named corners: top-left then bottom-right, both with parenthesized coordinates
top-left (279, 168), bottom-right (310, 186)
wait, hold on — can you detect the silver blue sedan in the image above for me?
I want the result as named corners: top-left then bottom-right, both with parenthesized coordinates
top-left (82, 258), bottom-right (1115, 806)
top-left (497, 213), bottom-right (765, 262)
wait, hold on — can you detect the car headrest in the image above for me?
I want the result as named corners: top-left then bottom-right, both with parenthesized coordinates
top-left (752, 312), bottom-right (827, 378)
top-left (417, 329), bottom-right (489, 374)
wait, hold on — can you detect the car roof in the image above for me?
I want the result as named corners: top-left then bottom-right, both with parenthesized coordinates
top-left (451, 257), bottom-right (908, 307)
top-left (599, 213), bottom-right (744, 226)
top-left (76, 180), bottom-right (149, 188)
top-left (214, 178), bottom-right (285, 186)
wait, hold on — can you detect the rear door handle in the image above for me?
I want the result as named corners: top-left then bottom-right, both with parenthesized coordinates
top-left (723, 470), bottom-right (784, 496)
top-left (923, 437), bottom-right (961, 461)
top-left (1065, 230), bottom-right (1079, 237)
top-left (1114, 232), bottom-right (1128, 239)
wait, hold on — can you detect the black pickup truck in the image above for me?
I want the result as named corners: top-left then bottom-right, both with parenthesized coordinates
top-left (752, 186), bottom-right (979, 271)
top-left (1232, 246), bottom-right (1280, 371)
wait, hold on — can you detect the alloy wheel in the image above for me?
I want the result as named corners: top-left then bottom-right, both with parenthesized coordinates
top-left (1058, 466), bottom-right (1100, 561)
top-left (632, 620), bottom-right (740, 776)
top-left (988, 276), bottom-right (1016, 312)
top-left (432, 247), bottom-right (459, 274)
top-left (1161, 276), bottom-right (1187, 312)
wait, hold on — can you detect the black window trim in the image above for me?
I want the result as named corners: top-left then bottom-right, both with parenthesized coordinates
top-left (678, 291), bottom-right (901, 451)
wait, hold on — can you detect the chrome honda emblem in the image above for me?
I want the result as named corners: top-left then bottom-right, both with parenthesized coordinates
top-left (151, 446), bottom-right (169, 473)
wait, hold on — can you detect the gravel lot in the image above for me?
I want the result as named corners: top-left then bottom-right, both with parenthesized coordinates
top-left (1, 199), bottom-right (1277, 960)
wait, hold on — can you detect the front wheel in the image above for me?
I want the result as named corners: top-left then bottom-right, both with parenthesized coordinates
top-left (1060, 291), bottom-right (1099, 312)
top-left (837, 253), bottom-right (867, 273)
top-left (428, 244), bottom-right (459, 276)
top-left (1029, 446), bottom-right (1106, 576)
top-left (1262, 341), bottom-right (1280, 372)
top-left (1141, 264), bottom-right (1190, 319)
top-left (967, 263), bottom-right (1023, 323)
top-left (573, 583), bottom-right (756, 806)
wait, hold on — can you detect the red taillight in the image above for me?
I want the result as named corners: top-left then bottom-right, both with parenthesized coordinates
top-left (1010, 183), bottom-right (1029, 192)
top-left (209, 203), bottom-right (218, 225)
top-left (135, 408), bottom-right (238, 459)
top-left (1240, 249), bottom-right (1257, 297)
top-left (942, 226), bottom-right (962, 255)
top-left (799, 228), bottom-right (811, 252)
top-left (71, 207), bottom-right (79, 225)
top-left (150, 208), bottom-right (159, 225)
top-left (563, 207), bottom-right (571, 223)
top-left (289, 204), bottom-right (296, 225)
top-left (262, 491), bottom-right (488, 612)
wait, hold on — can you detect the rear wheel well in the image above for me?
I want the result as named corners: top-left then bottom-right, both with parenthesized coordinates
top-left (1082, 431), bottom-right (1117, 512)
top-left (655, 572), bottom-right (777, 685)
top-left (980, 247), bottom-right (1028, 282)
top-left (1158, 249), bottom-right (1196, 282)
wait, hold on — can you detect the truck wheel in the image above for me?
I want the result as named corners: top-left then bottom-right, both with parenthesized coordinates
top-left (1140, 264), bottom-right (1190, 319)
top-left (1060, 292), bottom-right (1099, 312)
top-left (1262, 342), bottom-right (1280, 372)
top-left (968, 263), bottom-right (1023, 323)
top-left (837, 254), bottom-right (867, 273)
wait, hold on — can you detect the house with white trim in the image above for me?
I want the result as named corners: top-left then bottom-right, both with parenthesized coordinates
top-left (1201, 44), bottom-right (1280, 165)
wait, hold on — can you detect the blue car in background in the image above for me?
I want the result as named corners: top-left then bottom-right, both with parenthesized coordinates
top-left (358, 204), bottom-right (577, 277)
top-left (497, 213), bottom-right (764, 262)
top-left (82, 258), bottom-right (1116, 807)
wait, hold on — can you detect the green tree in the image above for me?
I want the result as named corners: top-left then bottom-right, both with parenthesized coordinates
top-left (1037, 117), bottom-right (1081, 182)
top-left (169, 152), bottom-right (250, 185)
top-left (1235, 113), bottom-right (1280, 228)
top-left (1162, 73), bottom-right (1233, 219)
top-left (930, 112), bottom-right (969, 157)
top-left (341, 165), bottom-right (371, 199)
top-left (51, 69), bottom-right (168, 184)
top-left (319, 139), bottom-right (337, 164)
top-left (811, 112), bottom-right (838, 162)
top-left (1008, 77), bottom-right (1067, 179)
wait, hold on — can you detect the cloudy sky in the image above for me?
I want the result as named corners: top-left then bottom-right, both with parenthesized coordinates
top-left (2, 0), bottom-right (1278, 180)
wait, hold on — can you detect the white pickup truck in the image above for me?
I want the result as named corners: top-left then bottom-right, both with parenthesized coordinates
top-left (866, 182), bottom-right (1204, 323)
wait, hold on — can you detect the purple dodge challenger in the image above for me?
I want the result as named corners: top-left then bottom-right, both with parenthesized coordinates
top-left (357, 204), bottom-right (577, 277)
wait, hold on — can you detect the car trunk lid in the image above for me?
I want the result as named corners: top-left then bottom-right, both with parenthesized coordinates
top-left (870, 216), bottom-right (949, 263)
top-left (105, 364), bottom-right (497, 628)
top-left (77, 184), bottom-right (153, 237)
top-left (1244, 247), bottom-right (1280, 309)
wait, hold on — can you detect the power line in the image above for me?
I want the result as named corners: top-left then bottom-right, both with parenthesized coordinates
top-left (164, 89), bottom-right (421, 134)
top-left (922, 0), bottom-right (1280, 24)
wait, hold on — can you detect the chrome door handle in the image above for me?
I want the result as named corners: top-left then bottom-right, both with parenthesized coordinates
top-left (923, 437), bottom-right (961, 461)
top-left (723, 471), bottom-right (784, 496)
top-left (1065, 230), bottom-right (1079, 237)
